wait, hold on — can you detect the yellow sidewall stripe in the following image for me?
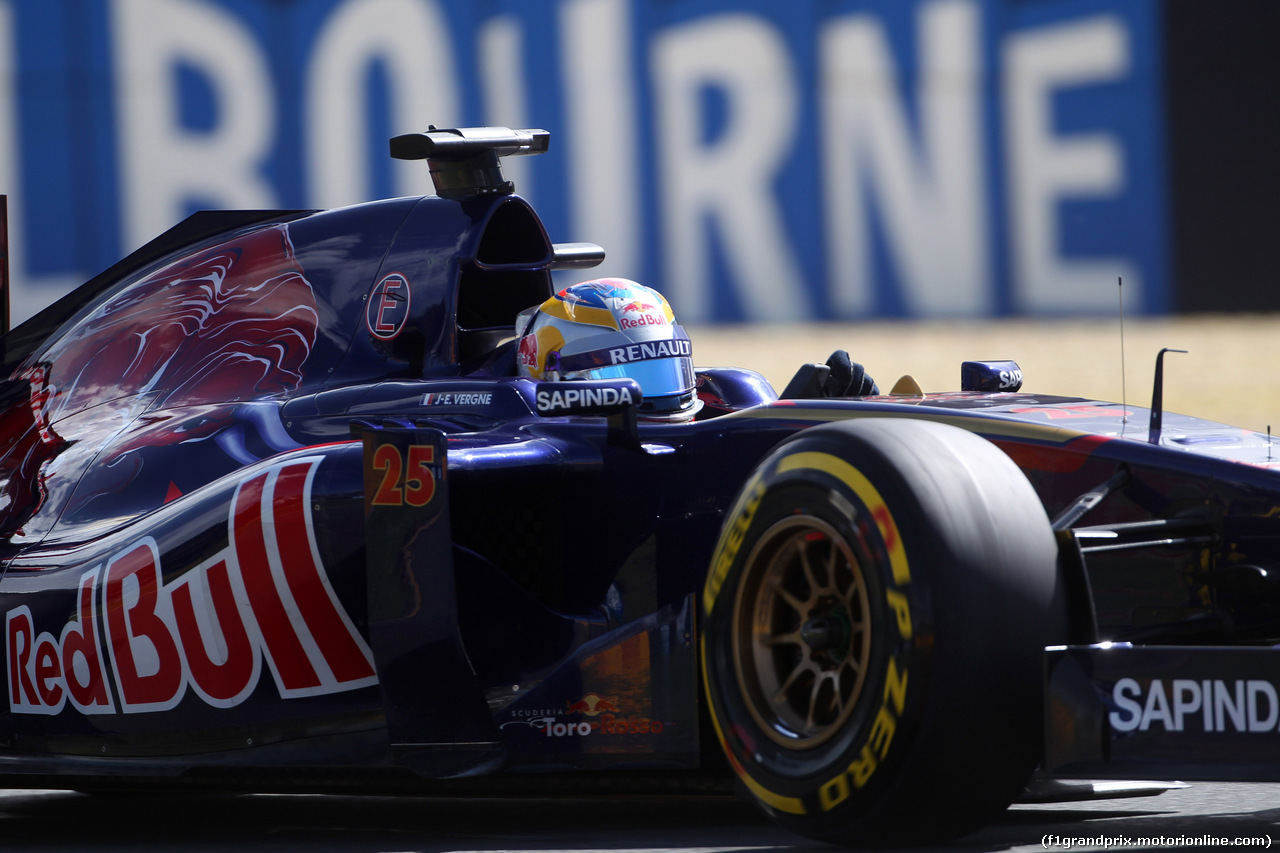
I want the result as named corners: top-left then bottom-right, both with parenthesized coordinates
top-left (699, 635), bottom-right (807, 815)
top-left (701, 446), bottom-right (917, 817)
top-left (776, 451), bottom-right (910, 586)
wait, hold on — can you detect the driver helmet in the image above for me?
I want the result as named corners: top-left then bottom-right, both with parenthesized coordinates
top-left (515, 278), bottom-right (700, 421)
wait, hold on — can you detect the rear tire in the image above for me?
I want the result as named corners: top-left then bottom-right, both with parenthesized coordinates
top-left (702, 418), bottom-right (1065, 845)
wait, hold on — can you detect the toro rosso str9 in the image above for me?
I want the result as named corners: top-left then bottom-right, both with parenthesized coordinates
top-left (2, 127), bottom-right (1280, 846)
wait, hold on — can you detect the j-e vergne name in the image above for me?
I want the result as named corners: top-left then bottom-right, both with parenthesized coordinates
top-left (1111, 677), bottom-right (1280, 733)
top-left (537, 385), bottom-right (635, 413)
top-left (421, 392), bottom-right (493, 406)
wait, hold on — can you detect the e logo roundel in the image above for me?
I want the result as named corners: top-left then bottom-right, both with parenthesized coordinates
top-left (366, 273), bottom-right (412, 340)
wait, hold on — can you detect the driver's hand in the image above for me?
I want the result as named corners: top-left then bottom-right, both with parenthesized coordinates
top-left (823, 350), bottom-right (879, 397)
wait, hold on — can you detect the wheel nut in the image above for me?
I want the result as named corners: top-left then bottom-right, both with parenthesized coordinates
top-left (801, 616), bottom-right (833, 651)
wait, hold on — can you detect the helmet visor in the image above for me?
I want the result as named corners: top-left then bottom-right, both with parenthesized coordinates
top-left (555, 322), bottom-right (701, 412)
top-left (572, 355), bottom-right (696, 401)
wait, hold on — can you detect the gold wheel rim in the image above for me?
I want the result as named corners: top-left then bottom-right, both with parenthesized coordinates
top-left (732, 514), bottom-right (874, 750)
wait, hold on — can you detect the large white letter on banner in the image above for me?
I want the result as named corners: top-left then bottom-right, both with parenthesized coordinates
top-left (652, 14), bottom-right (807, 322)
top-left (306, 0), bottom-right (459, 207)
top-left (112, 0), bottom-right (276, 251)
top-left (0, 1), bottom-right (22, 314)
top-left (1003, 15), bottom-right (1137, 312)
top-left (479, 15), bottom-right (533, 199)
top-left (820, 0), bottom-right (989, 316)
top-left (561, 0), bottom-right (641, 278)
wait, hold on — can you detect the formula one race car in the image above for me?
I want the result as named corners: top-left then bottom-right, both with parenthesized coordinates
top-left (2, 126), bottom-right (1279, 846)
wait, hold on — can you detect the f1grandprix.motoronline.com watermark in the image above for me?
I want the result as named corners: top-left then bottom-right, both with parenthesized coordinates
top-left (1043, 835), bottom-right (1272, 849)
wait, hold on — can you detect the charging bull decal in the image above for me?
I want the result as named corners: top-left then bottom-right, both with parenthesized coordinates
top-left (0, 224), bottom-right (320, 540)
top-left (6, 455), bottom-right (377, 716)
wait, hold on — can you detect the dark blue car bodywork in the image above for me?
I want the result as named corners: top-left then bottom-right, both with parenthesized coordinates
top-left (0, 143), bottom-right (785, 785)
top-left (0, 128), bottom-right (1279, 811)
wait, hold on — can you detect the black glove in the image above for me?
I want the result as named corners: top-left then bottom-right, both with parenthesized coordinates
top-left (779, 351), bottom-right (879, 399)
top-left (823, 350), bottom-right (878, 397)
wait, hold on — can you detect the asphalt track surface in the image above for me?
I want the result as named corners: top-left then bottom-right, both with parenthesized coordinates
top-left (0, 782), bottom-right (1276, 852)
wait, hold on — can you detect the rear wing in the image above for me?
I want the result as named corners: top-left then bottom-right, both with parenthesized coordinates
top-left (390, 125), bottom-right (549, 199)
top-left (389, 126), bottom-right (603, 271)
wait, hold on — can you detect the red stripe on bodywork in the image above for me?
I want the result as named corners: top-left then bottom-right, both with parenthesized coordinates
top-left (992, 434), bottom-right (1112, 474)
top-left (272, 463), bottom-right (375, 683)
top-left (233, 471), bottom-right (320, 691)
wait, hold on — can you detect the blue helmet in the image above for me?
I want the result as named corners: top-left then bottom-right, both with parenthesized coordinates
top-left (516, 278), bottom-right (700, 421)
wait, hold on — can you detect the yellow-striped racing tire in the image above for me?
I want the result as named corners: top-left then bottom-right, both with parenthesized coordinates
top-left (701, 418), bottom-right (1065, 845)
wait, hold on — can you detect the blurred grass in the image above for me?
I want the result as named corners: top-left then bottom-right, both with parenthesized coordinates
top-left (689, 315), bottom-right (1280, 434)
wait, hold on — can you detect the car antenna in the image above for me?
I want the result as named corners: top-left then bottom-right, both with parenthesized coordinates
top-left (1118, 277), bottom-right (1127, 429)
top-left (0, 194), bottom-right (8, 336)
top-left (1148, 347), bottom-right (1187, 445)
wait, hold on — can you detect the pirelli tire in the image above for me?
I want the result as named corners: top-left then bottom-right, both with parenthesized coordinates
top-left (701, 418), bottom-right (1065, 846)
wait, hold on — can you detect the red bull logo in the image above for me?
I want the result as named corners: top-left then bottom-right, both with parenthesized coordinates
top-left (516, 334), bottom-right (539, 370)
top-left (564, 694), bottom-right (666, 734)
top-left (566, 692), bottom-right (619, 716)
top-left (618, 312), bottom-right (668, 330)
top-left (617, 299), bottom-right (667, 330)
top-left (6, 456), bottom-right (377, 716)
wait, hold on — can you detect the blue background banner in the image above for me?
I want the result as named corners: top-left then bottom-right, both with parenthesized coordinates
top-left (0, 0), bottom-right (1168, 323)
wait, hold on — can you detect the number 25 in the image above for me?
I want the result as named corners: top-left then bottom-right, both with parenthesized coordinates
top-left (371, 444), bottom-right (436, 507)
